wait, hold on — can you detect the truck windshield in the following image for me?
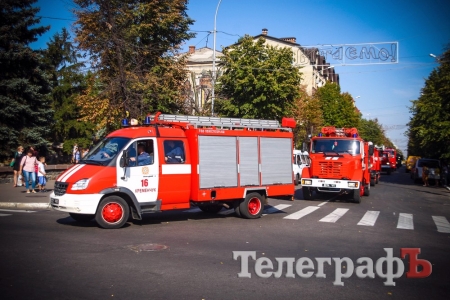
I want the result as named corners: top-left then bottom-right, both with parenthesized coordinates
top-left (81, 137), bottom-right (130, 166)
top-left (312, 139), bottom-right (360, 155)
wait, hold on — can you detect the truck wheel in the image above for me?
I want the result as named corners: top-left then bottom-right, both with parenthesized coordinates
top-left (239, 193), bottom-right (264, 219)
top-left (302, 186), bottom-right (313, 200)
top-left (69, 213), bottom-right (94, 223)
top-left (234, 205), bottom-right (241, 217)
top-left (375, 175), bottom-right (379, 184)
top-left (364, 183), bottom-right (370, 196)
top-left (294, 174), bottom-right (300, 186)
top-left (95, 196), bottom-right (129, 229)
top-left (370, 178), bottom-right (375, 186)
top-left (353, 187), bottom-right (361, 203)
top-left (198, 204), bottom-right (223, 214)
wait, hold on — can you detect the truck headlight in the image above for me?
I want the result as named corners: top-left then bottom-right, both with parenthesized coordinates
top-left (302, 179), bottom-right (312, 185)
top-left (348, 182), bottom-right (359, 188)
top-left (71, 179), bottom-right (90, 190)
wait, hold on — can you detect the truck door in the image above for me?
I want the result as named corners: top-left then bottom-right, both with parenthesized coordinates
top-left (157, 138), bottom-right (191, 209)
top-left (117, 138), bottom-right (159, 203)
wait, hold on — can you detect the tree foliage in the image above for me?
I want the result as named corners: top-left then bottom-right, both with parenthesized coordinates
top-left (358, 118), bottom-right (386, 145)
top-left (216, 36), bottom-right (302, 119)
top-left (290, 87), bottom-right (323, 149)
top-left (407, 45), bottom-right (450, 159)
top-left (73, 0), bottom-right (195, 130)
top-left (42, 28), bottom-right (94, 153)
top-left (0, 0), bottom-right (52, 160)
top-left (314, 83), bottom-right (360, 128)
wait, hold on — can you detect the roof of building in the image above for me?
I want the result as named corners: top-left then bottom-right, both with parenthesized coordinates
top-left (185, 47), bottom-right (223, 63)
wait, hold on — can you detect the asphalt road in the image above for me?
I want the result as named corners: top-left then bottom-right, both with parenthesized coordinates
top-left (1, 167), bottom-right (449, 299)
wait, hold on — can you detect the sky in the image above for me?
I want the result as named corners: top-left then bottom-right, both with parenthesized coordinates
top-left (32, 0), bottom-right (450, 155)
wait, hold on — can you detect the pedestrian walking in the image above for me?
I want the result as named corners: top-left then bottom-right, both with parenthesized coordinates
top-left (72, 144), bottom-right (78, 163)
top-left (74, 147), bottom-right (81, 164)
top-left (19, 149), bottom-right (38, 193)
top-left (422, 164), bottom-right (430, 187)
top-left (442, 162), bottom-right (449, 187)
top-left (37, 156), bottom-right (47, 192)
top-left (10, 146), bottom-right (24, 187)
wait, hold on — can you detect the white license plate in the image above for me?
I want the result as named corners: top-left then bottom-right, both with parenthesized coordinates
top-left (324, 184), bottom-right (336, 187)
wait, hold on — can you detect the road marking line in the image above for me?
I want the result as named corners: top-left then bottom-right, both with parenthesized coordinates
top-left (183, 207), bottom-right (202, 213)
top-left (0, 209), bottom-right (37, 213)
top-left (319, 208), bottom-right (349, 223)
top-left (357, 211), bottom-right (380, 226)
top-left (283, 206), bottom-right (320, 220)
top-left (263, 204), bottom-right (292, 216)
top-left (218, 209), bottom-right (235, 215)
top-left (397, 213), bottom-right (414, 230)
top-left (0, 213), bottom-right (12, 217)
top-left (318, 201), bottom-right (328, 207)
top-left (432, 216), bottom-right (450, 233)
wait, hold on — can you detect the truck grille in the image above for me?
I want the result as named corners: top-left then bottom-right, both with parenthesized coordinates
top-left (54, 181), bottom-right (69, 196)
top-left (316, 161), bottom-right (345, 178)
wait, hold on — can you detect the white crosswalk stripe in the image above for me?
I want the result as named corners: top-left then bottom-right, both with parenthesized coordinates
top-left (0, 213), bottom-right (12, 217)
top-left (319, 208), bottom-right (349, 223)
top-left (357, 211), bottom-right (380, 226)
top-left (397, 213), bottom-right (414, 230)
top-left (283, 206), bottom-right (320, 220)
top-left (432, 216), bottom-right (450, 233)
top-left (263, 204), bottom-right (292, 216)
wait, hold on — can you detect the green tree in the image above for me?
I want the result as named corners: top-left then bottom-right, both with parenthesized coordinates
top-left (73, 0), bottom-right (195, 131)
top-left (42, 28), bottom-right (94, 153)
top-left (358, 118), bottom-right (385, 145)
top-left (290, 87), bottom-right (323, 149)
top-left (315, 83), bottom-right (360, 128)
top-left (216, 35), bottom-right (302, 119)
top-left (0, 0), bottom-right (52, 161)
top-left (407, 45), bottom-right (450, 159)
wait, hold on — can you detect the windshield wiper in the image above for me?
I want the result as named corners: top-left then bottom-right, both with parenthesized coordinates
top-left (80, 159), bottom-right (104, 166)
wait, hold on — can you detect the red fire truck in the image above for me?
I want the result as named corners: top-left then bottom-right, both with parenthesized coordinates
top-left (369, 143), bottom-right (382, 186)
top-left (381, 148), bottom-right (397, 175)
top-left (50, 113), bottom-right (296, 229)
top-left (301, 127), bottom-right (373, 203)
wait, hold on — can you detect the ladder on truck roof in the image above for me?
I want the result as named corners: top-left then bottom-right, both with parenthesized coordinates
top-left (150, 114), bottom-right (292, 131)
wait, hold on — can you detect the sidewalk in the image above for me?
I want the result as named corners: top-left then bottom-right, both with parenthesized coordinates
top-left (0, 180), bottom-right (55, 210)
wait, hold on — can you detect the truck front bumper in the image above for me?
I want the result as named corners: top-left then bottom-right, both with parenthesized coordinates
top-left (301, 178), bottom-right (359, 190)
top-left (50, 192), bottom-right (102, 214)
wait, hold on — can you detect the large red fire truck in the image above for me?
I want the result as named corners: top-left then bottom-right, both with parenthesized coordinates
top-left (301, 127), bottom-right (373, 203)
top-left (369, 143), bottom-right (382, 186)
top-left (381, 148), bottom-right (397, 175)
top-left (50, 113), bottom-right (296, 229)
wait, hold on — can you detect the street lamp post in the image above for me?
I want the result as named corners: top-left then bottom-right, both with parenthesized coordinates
top-left (211, 0), bottom-right (223, 116)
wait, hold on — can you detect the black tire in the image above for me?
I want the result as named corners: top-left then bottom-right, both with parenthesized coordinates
top-left (234, 204), bottom-right (242, 217)
top-left (364, 183), bottom-right (370, 196)
top-left (302, 186), bottom-right (313, 200)
top-left (294, 174), bottom-right (300, 186)
top-left (198, 204), bottom-right (223, 214)
top-left (239, 193), bottom-right (264, 219)
top-left (353, 186), bottom-right (361, 203)
top-left (95, 196), bottom-right (129, 229)
top-left (375, 175), bottom-right (379, 184)
top-left (370, 178), bottom-right (375, 186)
top-left (69, 213), bottom-right (94, 223)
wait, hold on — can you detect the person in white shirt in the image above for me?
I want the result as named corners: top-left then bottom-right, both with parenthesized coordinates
top-left (37, 157), bottom-right (47, 192)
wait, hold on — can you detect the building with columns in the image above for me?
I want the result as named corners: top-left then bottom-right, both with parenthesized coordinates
top-left (183, 28), bottom-right (339, 113)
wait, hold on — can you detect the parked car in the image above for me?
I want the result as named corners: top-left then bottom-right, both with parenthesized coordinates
top-left (411, 158), bottom-right (440, 184)
top-left (405, 155), bottom-right (420, 173)
top-left (293, 150), bottom-right (310, 185)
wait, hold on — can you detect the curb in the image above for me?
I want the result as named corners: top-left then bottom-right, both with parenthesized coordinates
top-left (0, 202), bottom-right (51, 210)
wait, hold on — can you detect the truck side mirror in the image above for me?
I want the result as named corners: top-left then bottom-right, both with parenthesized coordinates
top-left (368, 144), bottom-right (374, 156)
top-left (120, 149), bottom-right (129, 168)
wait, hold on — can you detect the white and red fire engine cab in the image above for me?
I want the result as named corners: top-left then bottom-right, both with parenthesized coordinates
top-left (50, 112), bottom-right (296, 228)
